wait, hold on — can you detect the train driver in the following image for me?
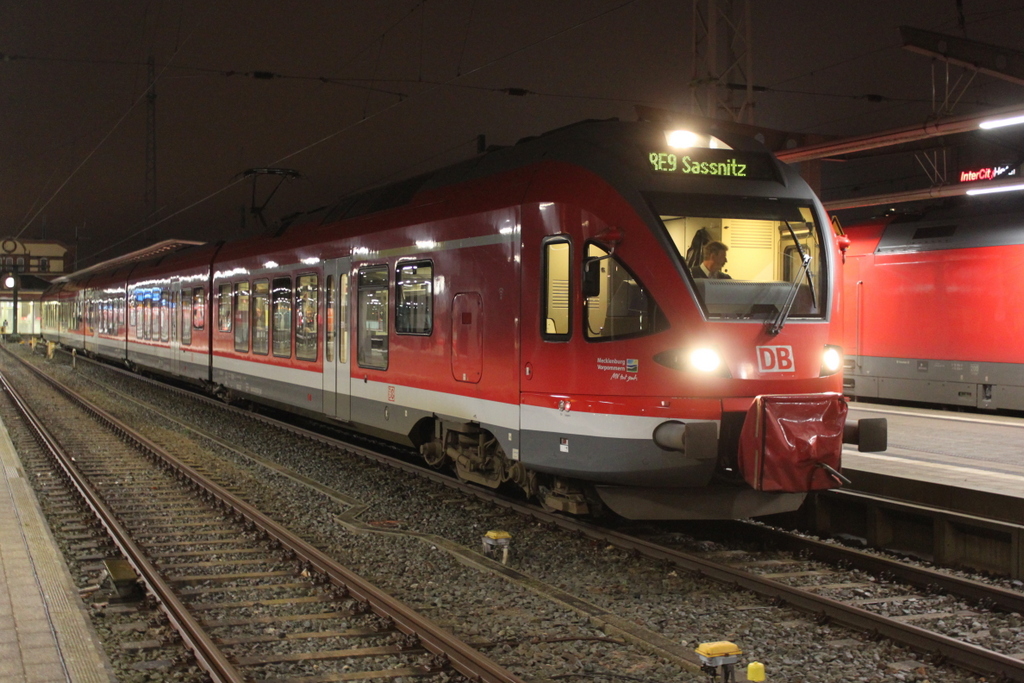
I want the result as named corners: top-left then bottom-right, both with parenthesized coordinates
top-left (691, 241), bottom-right (731, 279)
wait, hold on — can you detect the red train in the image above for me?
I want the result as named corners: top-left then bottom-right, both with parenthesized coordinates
top-left (841, 198), bottom-right (1024, 411)
top-left (41, 119), bottom-right (884, 520)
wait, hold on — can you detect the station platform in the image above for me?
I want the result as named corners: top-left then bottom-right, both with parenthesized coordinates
top-left (843, 402), bottom-right (1024, 522)
top-left (0, 416), bottom-right (114, 682)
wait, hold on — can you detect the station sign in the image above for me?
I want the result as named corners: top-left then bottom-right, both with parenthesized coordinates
top-left (958, 165), bottom-right (1018, 183)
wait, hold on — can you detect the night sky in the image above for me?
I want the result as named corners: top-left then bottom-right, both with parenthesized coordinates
top-left (3, 0), bottom-right (1024, 267)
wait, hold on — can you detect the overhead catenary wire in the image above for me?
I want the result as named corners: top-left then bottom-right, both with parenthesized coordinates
top-left (83, 0), bottom-right (640, 265)
top-left (14, 1), bottom-right (221, 241)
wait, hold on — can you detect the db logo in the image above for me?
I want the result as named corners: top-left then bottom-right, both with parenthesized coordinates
top-left (757, 345), bottom-right (795, 373)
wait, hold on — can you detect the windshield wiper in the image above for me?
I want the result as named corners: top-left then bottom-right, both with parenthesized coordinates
top-left (766, 221), bottom-right (815, 336)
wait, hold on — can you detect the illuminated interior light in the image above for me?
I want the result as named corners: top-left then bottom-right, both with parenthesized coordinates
top-left (263, 261), bottom-right (279, 269)
top-left (965, 182), bottom-right (1024, 196)
top-left (690, 348), bottom-right (721, 373)
top-left (416, 240), bottom-right (438, 250)
top-left (979, 114), bottom-right (1024, 129)
top-left (301, 257), bottom-right (321, 265)
top-left (666, 130), bottom-right (699, 149)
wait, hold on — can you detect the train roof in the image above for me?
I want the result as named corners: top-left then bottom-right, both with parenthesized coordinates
top-left (853, 194), bottom-right (1024, 254)
top-left (51, 240), bottom-right (206, 285)
top-left (275, 118), bottom-right (790, 237)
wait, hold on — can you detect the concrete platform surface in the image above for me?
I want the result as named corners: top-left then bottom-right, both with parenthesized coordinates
top-left (0, 415), bottom-right (114, 683)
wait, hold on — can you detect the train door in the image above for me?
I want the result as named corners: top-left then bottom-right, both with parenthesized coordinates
top-left (170, 279), bottom-right (185, 375)
top-left (323, 258), bottom-right (352, 421)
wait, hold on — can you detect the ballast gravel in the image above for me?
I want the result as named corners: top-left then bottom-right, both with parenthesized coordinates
top-left (12, 348), bottom-right (1011, 683)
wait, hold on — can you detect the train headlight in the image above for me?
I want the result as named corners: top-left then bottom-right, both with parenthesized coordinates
top-left (821, 345), bottom-right (842, 376)
top-left (653, 348), bottom-right (732, 377)
top-left (690, 348), bottom-right (721, 373)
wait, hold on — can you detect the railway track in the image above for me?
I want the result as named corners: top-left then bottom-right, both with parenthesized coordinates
top-left (0, 348), bottom-right (522, 683)
top-left (9, 344), bottom-right (1024, 681)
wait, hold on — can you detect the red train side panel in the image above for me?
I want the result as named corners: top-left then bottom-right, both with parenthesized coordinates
top-left (842, 203), bottom-right (1024, 410)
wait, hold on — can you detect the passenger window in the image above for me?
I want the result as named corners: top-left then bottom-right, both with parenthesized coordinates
top-left (252, 280), bottom-right (270, 355)
top-left (357, 266), bottom-right (388, 369)
top-left (296, 275), bottom-right (318, 361)
top-left (163, 290), bottom-right (172, 343)
top-left (325, 275), bottom-right (335, 363)
top-left (193, 288), bottom-right (206, 330)
top-left (272, 277), bottom-right (292, 358)
top-left (542, 237), bottom-right (571, 340)
top-left (339, 273), bottom-right (350, 364)
top-left (584, 243), bottom-right (666, 341)
top-left (218, 284), bottom-right (232, 332)
top-left (182, 290), bottom-right (192, 345)
top-left (150, 288), bottom-right (161, 341)
top-left (234, 282), bottom-right (250, 352)
top-left (396, 261), bottom-right (433, 335)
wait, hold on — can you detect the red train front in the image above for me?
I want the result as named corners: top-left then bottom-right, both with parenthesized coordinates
top-left (41, 119), bottom-right (886, 519)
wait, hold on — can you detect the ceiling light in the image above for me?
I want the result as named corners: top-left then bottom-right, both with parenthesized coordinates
top-left (979, 114), bottom-right (1024, 130)
top-left (965, 182), bottom-right (1024, 196)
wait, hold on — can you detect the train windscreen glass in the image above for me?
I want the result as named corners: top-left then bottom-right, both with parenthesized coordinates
top-left (648, 194), bottom-right (826, 320)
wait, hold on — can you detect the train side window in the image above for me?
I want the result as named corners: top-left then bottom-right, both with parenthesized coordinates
top-left (357, 266), bottom-right (389, 370)
top-left (541, 236), bottom-right (571, 340)
top-left (396, 261), bottom-right (433, 335)
top-left (326, 275), bottom-right (335, 363)
top-left (584, 243), bottom-right (666, 341)
top-left (193, 287), bottom-right (206, 330)
top-left (234, 281), bottom-right (250, 352)
top-left (150, 288), bottom-right (161, 341)
top-left (162, 290), bottom-right (172, 343)
top-left (218, 284), bottom-right (232, 332)
top-left (252, 279), bottom-right (270, 355)
top-left (296, 274), bottom-right (318, 361)
top-left (182, 289), bottom-right (193, 346)
top-left (339, 273), bottom-right (350, 364)
top-left (272, 277), bottom-right (293, 358)
top-left (129, 295), bottom-right (137, 329)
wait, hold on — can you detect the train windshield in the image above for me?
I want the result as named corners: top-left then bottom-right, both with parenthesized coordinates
top-left (648, 193), bottom-right (827, 320)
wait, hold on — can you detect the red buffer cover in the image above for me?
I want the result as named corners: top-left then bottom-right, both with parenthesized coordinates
top-left (737, 393), bottom-right (847, 492)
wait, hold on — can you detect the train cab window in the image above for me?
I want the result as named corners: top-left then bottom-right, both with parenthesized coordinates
top-left (542, 237), bottom-right (571, 340)
top-left (584, 244), bottom-right (666, 341)
top-left (252, 279), bottom-right (270, 355)
top-left (234, 282), bottom-right (250, 352)
top-left (182, 290), bottom-right (193, 346)
top-left (357, 266), bottom-right (389, 369)
top-left (218, 284), bottom-right (232, 332)
top-left (296, 275), bottom-right (318, 361)
top-left (649, 194), bottom-right (827, 320)
top-left (396, 261), bottom-right (432, 335)
top-left (192, 287), bottom-right (206, 330)
top-left (272, 277), bottom-right (293, 358)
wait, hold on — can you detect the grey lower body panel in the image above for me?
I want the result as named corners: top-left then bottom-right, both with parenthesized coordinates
top-left (519, 428), bottom-right (717, 488)
top-left (595, 485), bottom-right (806, 520)
top-left (845, 355), bottom-right (1024, 410)
top-left (213, 366), bottom-right (324, 413)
